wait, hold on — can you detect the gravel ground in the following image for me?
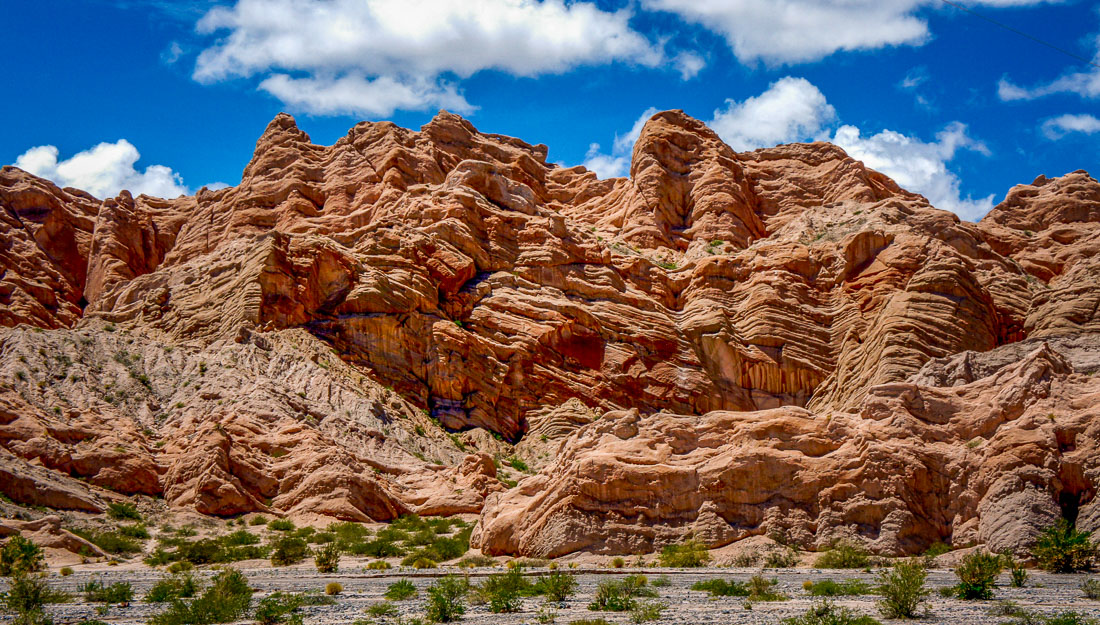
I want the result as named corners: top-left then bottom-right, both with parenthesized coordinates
top-left (16, 563), bottom-right (1100, 625)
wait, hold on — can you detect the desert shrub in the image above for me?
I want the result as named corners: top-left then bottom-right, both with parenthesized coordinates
top-left (270, 536), bottom-right (310, 566)
top-left (222, 530), bottom-right (260, 546)
top-left (764, 547), bottom-right (800, 568)
top-left (295, 593), bottom-right (336, 606)
top-left (267, 519), bottom-right (295, 532)
top-left (509, 557), bottom-right (549, 569)
top-left (953, 551), bottom-right (1003, 600)
top-left (457, 554), bottom-right (496, 568)
top-left (117, 523), bottom-right (150, 539)
top-left (146, 573), bottom-right (198, 602)
top-left (384, 579), bottom-right (418, 601)
top-left (106, 502), bottom-right (141, 520)
top-left (167, 561), bottom-right (193, 574)
top-left (249, 516), bottom-right (268, 526)
top-left (352, 537), bottom-right (406, 558)
top-left (425, 576), bottom-right (467, 623)
top-left (589, 580), bottom-right (637, 612)
top-left (922, 542), bottom-right (952, 558)
top-left (325, 582), bottom-right (343, 596)
top-left (1044, 613), bottom-right (1100, 625)
top-left (1033, 520), bottom-right (1097, 573)
top-left (782, 600), bottom-right (883, 625)
top-left (537, 603), bottom-right (557, 624)
top-left (2, 570), bottom-right (72, 611)
top-left (747, 574), bottom-right (787, 601)
top-left (1, 536), bottom-right (44, 575)
top-left (366, 602), bottom-right (398, 617)
top-left (409, 556), bottom-right (437, 569)
top-left (314, 543), bottom-right (340, 573)
top-left (691, 579), bottom-right (749, 597)
top-left (815, 542), bottom-right (870, 569)
top-left (80, 580), bottom-right (133, 604)
top-left (611, 557), bottom-right (625, 569)
top-left (308, 531), bottom-right (334, 544)
top-left (532, 570), bottom-right (578, 601)
top-left (651, 576), bottom-right (671, 588)
top-left (328, 522), bottom-right (370, 548)
top-left (148, 568), bottom-right (252, 625)
top-left (367, 560), bottom-right (391, 570)
top-left (658, 539), bottom-right (710, 568)
top-left (69, 529), bottom-right (141, 555)
top-left (569, 621), bottom-right (611, 625)
top-left (254, 592), bottom-right (304, 625)
top-left (1004, 553), bottom-right (1029, 588)
top-left (477, 568), bottom-right (531, 613)
top-left (805, 579), bottom-right (874, 596)
top-left (58, 568), bottom-right (73, 577)
top-left (629, 600), bottom-right (667, 623)
top-left (876, 560), bottom-right (928, 619)
top-left (1082, 578), bottom-right (1100, 599)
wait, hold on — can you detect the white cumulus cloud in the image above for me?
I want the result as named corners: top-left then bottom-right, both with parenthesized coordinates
top-left (708, 77), bottom-right (836, 151)
top-left (194, 0), bottom-right (668, 117)
top-left (641, 0), bottom-right (1058, 65)
top-left (14, 140), bottom-right (190, 199)
top-left (998, 31), bottom-right (1100, 101)
top-left (832, 122), bottom-right (995, 221)
top-left (1041, 113), bottom-right (1100, 139)
top-left (582, 106), bottom-right (659, 178)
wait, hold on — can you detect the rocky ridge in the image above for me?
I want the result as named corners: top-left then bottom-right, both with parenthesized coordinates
top-left (1, 109), bottom-right (1098, 558)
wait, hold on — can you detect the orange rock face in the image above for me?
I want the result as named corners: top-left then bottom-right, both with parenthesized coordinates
top-left (0, 109), bottom-right (1097, 557)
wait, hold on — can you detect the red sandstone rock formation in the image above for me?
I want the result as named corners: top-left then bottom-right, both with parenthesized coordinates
top-left (0, 109), bottom-right (1097, 557)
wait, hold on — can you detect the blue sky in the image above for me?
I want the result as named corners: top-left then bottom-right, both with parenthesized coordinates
top-left (2, 0), bottom-right (1098, 220)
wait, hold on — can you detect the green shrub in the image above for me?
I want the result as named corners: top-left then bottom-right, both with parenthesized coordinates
top-left (610, 557), bottom-right (625, 569)
top-left (629, 600), bottom-right (667, 623)
top-left (1, 570), bottom-right (72, 613)
top-left (425, 576), bottom-right (467, 623)
top-left (314, 543), bottom-right (340, 573)
top-left (366, 601), bottom-right (398, 617)
top-left (80, 580), bottom-right (134, 603)
top-left (249, 516), bottom-right (268, 526)
top-left (106, 502), bottom-right (141, 520)
top-left (58, 568), bottom-right (73, 577)
top-left (366, 560), bottom-right (391, 570)
top-left (814, 542), bottom-right (870, 569)
top-left (410, 556), bottom-right (437, 569)
top-left (764, 547), bottom-right (800, 568)
top-left (1033, 520), bottom-right (1097, 573)
top-left (1044, 612), bottom-right (1100, 625)
top-left (254, 592), bottom-right (303, 625)
top-left (569, 621), bottom-right (611, 625)
top-left (1005, 553), bottom-right (1028, 588)
top-left (953, 551), bottom-right (1003, 600)
top-left (325, 582), bottom-right (342, 596)
top-left (457, 554), bottom-right (496, 568)
top-left (589, 579), bottom-right (637, 612)
top-left (270, 536), bottom-right (310, 566)
top-left (117, 523), bottom-right (150, 539)
top-left (352, 537), bottom-right (406, 558)
top-left (384, 579), bottom-right (418, 601)
top-left (1, 536), bottom-right (45, 575)
top-left (747, 574), bottom-right (787, 601)
top-left (650, 576), bottom-right (670, 588)
top-left (532, 570), bottom-right (578, 601)
top-left (782, 600), bottom-right (883, 625)
top-left (148, 568), bottom-right (252, 625)
top-left (222, 530), bottom-right (260, 546)
top-left (658, 539), bottom-right (710, 567)
top-left (876, 560), bottom-right (928, 619)
top-left (805, 579), bottom-right (873, 596)
top-left (691, 579), bottom-right (749, 597)
top-left (922, 542), bottom-right (952, 558)
top-left (145, 573), bottom-right (198, 602)
top-left (267, 519), bottom-right (295, 532)
top-left (1082, 578), bottom-right (1100, 600)
top-left (476, 567), bottom-right (531, 613)
top-left (70, 529), bottom-right (141, 555)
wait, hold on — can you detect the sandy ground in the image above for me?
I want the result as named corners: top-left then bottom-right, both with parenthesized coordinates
top-left (13, 561), bottom-right (1100, 625)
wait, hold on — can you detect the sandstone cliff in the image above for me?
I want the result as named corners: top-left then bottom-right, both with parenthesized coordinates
top-left (1, 109), bottom-right (1097, 558)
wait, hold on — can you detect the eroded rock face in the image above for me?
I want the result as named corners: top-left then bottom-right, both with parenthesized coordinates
top-left (475, 339), bottom-right (1100, 556)
top-left (0, 109), bottom-right (1098, 556)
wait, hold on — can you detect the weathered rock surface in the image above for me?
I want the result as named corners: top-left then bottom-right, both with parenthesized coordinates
top-left (0, 109), bottom-right (1098, 558)
top-left (475, 337), bottom-right (1100, 556)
